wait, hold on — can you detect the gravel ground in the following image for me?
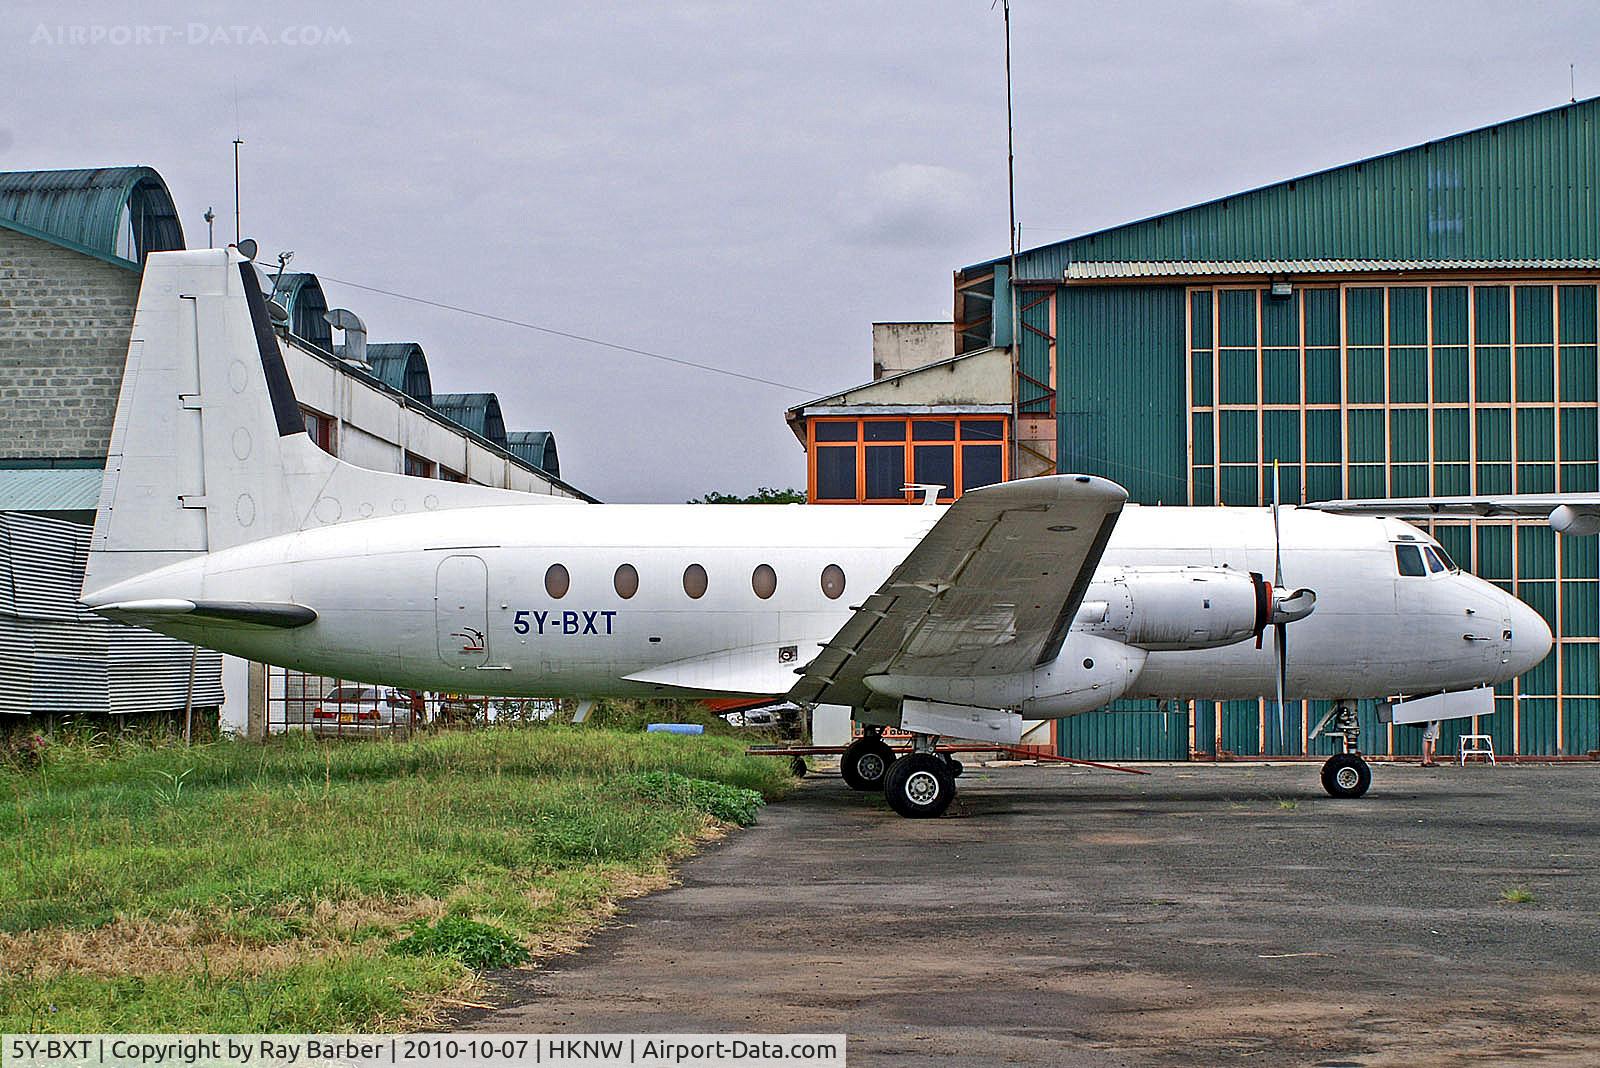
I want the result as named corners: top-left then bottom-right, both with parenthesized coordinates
top-left (460, 761), bottom-right (1600, 1066)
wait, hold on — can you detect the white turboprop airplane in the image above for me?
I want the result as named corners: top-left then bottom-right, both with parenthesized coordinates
top-left (79, 249), bottom-right (1552, 817)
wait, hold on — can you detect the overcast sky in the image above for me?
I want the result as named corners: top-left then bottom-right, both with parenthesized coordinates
top-left (4, 2), bottom-right (1597, 501)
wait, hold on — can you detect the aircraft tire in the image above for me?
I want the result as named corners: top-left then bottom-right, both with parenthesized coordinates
top-left (884, 753), bottom-right (956, 818)
top-left (1321, 753), bottom-right (1372, 798)
top-left (841, 737), bottom-right (895, 792)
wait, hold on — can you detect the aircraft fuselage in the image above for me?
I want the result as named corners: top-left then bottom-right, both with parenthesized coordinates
top-left (89, 500), bottom-right (1549, 713)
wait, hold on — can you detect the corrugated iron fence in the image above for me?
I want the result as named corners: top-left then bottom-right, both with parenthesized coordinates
top-left (0, 511), bottom-right (222, 718)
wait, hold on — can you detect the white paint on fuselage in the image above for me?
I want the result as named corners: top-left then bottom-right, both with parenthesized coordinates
top-left (89, 502), bottom-right (1548, 707)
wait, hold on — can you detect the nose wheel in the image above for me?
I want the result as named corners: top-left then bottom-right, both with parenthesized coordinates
top-left (1321, 752), bottom-right (1372, 798)
top-left (1318, 700), bottom-right (1371, 798)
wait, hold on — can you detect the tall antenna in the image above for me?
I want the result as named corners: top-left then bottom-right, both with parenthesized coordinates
top-left (1572, 63), bottom-right (1578, 104)
top-left (232, 78), bottom-right (244, 245)
top-left (204, 206), bottom-right (215, 249)
top-left (1002, 0), bottom-right (1021, 477)
top-left (232, 138), bottom-right (244, 244)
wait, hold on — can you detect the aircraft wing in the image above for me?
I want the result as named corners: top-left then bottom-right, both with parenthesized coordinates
top-left (788, 475), bottom-right (1128, 709)
top-left (1308, 494), bottom-right (1600, 522)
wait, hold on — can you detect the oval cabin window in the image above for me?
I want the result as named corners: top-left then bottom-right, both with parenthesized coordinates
top-left (820, 564), bottom-right (846, 600)
top-left (545, 563), bottom-right (570, 598)
top-left (683, 563), bottom-right (709, 599)
top-left (752, 563), bottom-right (777, 599)
top-left (614, 563), bottom-right (639, 599)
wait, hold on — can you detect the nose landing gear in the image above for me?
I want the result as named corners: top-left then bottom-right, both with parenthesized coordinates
top-left (1316, 701), bottom-right (1372, 798)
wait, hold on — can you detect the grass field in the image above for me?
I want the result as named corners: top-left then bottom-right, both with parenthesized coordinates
top-left (0, 725), bottom-right (795, 1033)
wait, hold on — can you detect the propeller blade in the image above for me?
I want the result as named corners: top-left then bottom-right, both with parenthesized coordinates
top-left (1275, 620), bottom-right (1288, 748)
top-left (1271, 459), bottom-right (1284, 589)
top-left (1270, 461), bottom-right (1286, 748)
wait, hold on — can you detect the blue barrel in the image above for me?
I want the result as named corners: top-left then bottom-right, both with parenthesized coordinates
top-left (646, 723), bottom-right (704, 735)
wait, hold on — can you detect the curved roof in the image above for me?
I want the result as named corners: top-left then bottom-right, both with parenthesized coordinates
top-left (431, 393), bottom-right (506, 447)
top-left (362, 342), bottom-right (434, 404)
top-left (269, 272), bottom-right (333, 352)
top-left (505, 430), bottom-right (560, 478)
top-left (0, 166), bottom-right (184, 266)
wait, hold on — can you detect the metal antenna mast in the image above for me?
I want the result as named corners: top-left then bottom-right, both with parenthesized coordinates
top-left (232, 138), bottom-right (244, 245)
top-left (1002, 0), bottom-right (1021, 477)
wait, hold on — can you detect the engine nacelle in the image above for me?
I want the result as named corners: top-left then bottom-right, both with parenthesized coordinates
top-left (1074, 565), bottom-right (1265, 651)
top-left (1550, 505), bottom-right (1600, 537)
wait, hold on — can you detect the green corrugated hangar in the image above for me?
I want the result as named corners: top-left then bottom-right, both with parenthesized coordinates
top-left (953, 97), bottom-right (1600, 761)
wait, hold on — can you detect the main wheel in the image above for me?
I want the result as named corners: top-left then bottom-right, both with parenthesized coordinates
top-left (883, 753), bottom-right (956, 818)
top-left (1321, 753), bottom-right (1372, 798)
top-left (841, 736), bottom-right (895, 792)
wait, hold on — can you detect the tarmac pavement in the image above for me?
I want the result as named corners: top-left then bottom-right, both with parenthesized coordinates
top-left (461, 761), bottom-right (1600, 1066)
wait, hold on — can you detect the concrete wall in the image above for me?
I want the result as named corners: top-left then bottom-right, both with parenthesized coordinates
top-left (0, 227), bottom-right (139, 461)
top-left (806, 346), bottom-right (1012, 410)
top-left (282, 342), bottom-right (575, 497)
top-left (872, 322), bottom-right (955, 380)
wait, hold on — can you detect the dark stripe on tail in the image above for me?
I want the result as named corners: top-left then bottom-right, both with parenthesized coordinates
top-left (238, 260), bottom-right (305, 437)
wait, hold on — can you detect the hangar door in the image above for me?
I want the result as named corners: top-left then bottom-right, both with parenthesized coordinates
top-left (435, 555), bottom-right (489, 668)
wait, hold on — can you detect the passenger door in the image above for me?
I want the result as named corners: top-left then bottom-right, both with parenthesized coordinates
top-left (435, 555), bottom-right (489, 668)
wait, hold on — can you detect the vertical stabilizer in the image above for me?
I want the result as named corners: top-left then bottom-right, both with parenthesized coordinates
top-left (84, 249), bottom-right (576, 601)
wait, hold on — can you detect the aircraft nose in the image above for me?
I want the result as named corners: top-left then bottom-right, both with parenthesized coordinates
top-left (1504, 593), bottom-right (1553, 675)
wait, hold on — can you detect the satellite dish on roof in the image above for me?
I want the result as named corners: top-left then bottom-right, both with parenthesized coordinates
top-left (267, 300), bottom-right (289, 324)
top-left (235, 237), bottom-right (258, 261)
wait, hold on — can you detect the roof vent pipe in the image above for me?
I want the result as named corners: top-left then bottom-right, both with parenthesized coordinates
top-left (324, 308), bottom-right (367, 366)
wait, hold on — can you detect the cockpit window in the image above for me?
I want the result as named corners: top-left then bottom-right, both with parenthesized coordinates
top-left (1423, 546), bottom-right (1446, 573)
top-left (1432, 544), bottom-right (1459, 572)
top-left (1395, 543), bottom-right (1427, 576)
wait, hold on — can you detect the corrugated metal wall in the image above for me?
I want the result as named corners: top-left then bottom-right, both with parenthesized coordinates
top-left (1057, 285), bottom-right (1189, 504)
top-left (0, 511), bottom-right (222, 717)
top-left (1054, 278), bottom-right (1600, 761)
top-left (1007, 98), bottom-right (1599, 280)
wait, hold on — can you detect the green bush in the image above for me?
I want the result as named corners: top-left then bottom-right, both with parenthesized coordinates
top-left (389, 916), bottom-right (530, 968)
top-left (629, 771), bottom-right (765, 826)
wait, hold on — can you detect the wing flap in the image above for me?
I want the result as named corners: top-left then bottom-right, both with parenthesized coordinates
top-left (1309, 493), bottom-right (1600, 519)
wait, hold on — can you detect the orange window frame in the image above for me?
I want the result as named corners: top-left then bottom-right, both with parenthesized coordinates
top-left (300, 405), bottom-right (337, 455)
top-left (806, 415), bottom-right (1009, 503)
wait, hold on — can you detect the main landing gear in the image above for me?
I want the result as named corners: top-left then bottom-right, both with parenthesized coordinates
top-left (842, 729), bottom-right (963, 817)
top-left (841, 729), bottom-right (895, 792)
top-left (1318, 701), bottom-right (1372, 799)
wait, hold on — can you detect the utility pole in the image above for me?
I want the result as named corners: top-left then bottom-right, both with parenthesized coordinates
top-left (1002, 0), bottom-right (1022, 478)
top-left (232, 138), bottom-right (244, 244)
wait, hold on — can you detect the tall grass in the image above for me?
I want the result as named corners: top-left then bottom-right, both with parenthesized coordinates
top-left (0, 727), bottom-right (793, 1032)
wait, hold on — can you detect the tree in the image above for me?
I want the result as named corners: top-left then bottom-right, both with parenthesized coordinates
top-left (687, 486), bottom-right (806, 504)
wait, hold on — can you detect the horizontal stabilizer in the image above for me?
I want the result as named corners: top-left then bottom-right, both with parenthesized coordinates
top-left (90, 598), bottom-right (318, 629)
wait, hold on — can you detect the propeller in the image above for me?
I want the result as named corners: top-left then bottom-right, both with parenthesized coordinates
top-left (1261, 461), bottom-right (1317, 750)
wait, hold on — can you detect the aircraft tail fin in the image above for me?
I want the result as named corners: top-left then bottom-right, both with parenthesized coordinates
top-left (83, 248), bottom-right (574, 602)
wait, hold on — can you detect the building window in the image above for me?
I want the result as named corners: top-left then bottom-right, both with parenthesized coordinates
top-left (404, 452), bottom-right (434, 478)
top-left (439, 466), bottom-right (467, 483)
top-left (301, 406), bottom-right (336, 455)
top-left (807, 416), bottom-right (1009, 503)
top-left (1185, 279), bottom-right (1600, 756)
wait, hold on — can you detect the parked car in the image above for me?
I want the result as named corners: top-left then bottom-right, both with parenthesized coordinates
top-left (721, 702), bottom-right (802, 729)
top-left (309, 685), bottom-right (412, 735)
